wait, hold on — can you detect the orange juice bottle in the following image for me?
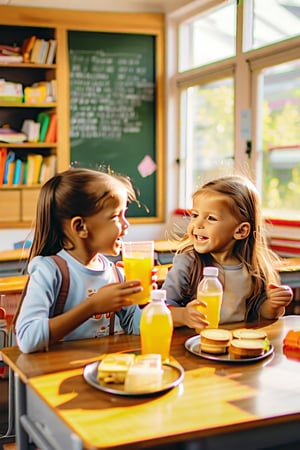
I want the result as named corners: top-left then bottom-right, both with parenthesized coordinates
top-left (140, 289), bottom-right (173, 362)
top-left (196, 267), bottom-right (223, 331)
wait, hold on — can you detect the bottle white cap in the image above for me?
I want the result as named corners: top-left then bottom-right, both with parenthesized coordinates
top-left (203, 267), bottom-right (219, 277)
top-left (151, 289), bottom-right (167, 301)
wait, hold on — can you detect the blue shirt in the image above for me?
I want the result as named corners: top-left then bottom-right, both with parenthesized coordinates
top-left (16, 249), bottom-right (141, 353)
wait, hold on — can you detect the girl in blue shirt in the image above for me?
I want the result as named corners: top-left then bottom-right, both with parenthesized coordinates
top-left (16, 168), bottom-right (143, 353)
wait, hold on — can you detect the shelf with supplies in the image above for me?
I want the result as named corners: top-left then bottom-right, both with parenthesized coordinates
top-left (0, 22), bottom-right (60, 228)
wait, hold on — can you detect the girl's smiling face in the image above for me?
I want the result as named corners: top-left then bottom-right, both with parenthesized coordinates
top-left (81, 189), bottom-right (129, 256)
top-left (187, 191), bottom-right (243, 257)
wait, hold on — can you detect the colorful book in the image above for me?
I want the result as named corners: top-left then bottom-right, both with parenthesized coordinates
top-left (37, 112), bottom-right (50, 142)
top-left (0, 44), bottom-right (21, 56)
top-left (12, 159), bottom-right (23, 185)
top-left (0, 127), bottom-right (26, 143)
top-left (21, 35), bottom-right (36, 62)
top-left (39, 155), bottom-right (57, 183)
top-left (18, 160), bottom-right (25, 186)
top-left (6, 160), bottom-right (16, 186)
top-left (3, 151), bottom-right (15, 184)
top-left (26, 154), bottom-right (43, 185)
top-left (22, 159), bottom-right (29, 185)
top-left (39, 40), bottom-right (49, 64)
top-left (0, 54), bottom-right (23, 63)
top-left (45, 39), bottom-right (57, 65)
top-left (45, 113), bottom-right (57, 143)
top-left (30, 38), bottom-right (43, 64)
top-left (21, 120), bottom-right (40, 142)
top-left (0, 147), bottom-right (7, 185)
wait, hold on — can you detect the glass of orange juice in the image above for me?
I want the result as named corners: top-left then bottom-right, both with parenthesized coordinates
top-left (122, 241), bottom-right (154, 304)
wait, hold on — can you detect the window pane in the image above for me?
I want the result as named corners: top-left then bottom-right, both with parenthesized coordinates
top-left (245, 0), bottom-right (300, 51)
top-left (180, 78), bottom-right (234, 207)
top-left (178, 0), bottom-right (236, 72)
top-left (258, 60), bottom-right (300, 220)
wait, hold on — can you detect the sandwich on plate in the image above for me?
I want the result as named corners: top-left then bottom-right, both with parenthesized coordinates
top-left (97, 353), bottom-right (135, 384)
top-left (229, 338), bottom-right (269, 359)
top-left (200, 329), bottom-right (232, 354)
top-left (232, 328), bottom-right (267, 340)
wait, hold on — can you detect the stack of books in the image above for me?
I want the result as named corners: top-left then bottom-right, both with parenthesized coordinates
top-left (0, 148), bottom-right (57, 186)
top-left (36, 112), bottom-right (57, 143)
top-left (21, 36), bottom-right (57, 65)
top-left (0, 127), bottom-right (27, 143)
top-left (0, 44), bottom-right (23, 63)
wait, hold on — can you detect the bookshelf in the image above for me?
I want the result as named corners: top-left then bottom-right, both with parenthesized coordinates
top-left (0, 25), bottom-right (57, 226)
top-left (0, 5), bottom-right (165, 228)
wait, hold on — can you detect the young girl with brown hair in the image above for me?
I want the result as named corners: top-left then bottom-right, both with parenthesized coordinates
top-left (163, 174), bottom-right (293, 330)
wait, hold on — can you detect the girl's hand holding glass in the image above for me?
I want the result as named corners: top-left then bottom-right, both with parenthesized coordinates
top-left (90, 280), bottom-right (143, 312)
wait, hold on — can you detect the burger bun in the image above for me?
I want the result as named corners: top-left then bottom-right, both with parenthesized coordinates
top-left (232, 328), bottom-right (267, 340)
top-left (229, 339), bottom-right (267, 359)
top-left (200, 329), bottom-right (232, 354)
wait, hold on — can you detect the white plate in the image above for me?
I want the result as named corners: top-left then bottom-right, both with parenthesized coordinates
top-left (185, 335), bottom-right (274, 363)
top-left (83, 359), bottom-right (184, 397)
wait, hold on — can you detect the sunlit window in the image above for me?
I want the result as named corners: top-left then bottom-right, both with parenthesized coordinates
top-left (244, 0), bottom-right (300, 51)
top-left (179, 78), bottom-right (234, 206)
top-left (178, 0), bottom-right (236, 72)
top-left (257, 60), bottom-right (300, 220)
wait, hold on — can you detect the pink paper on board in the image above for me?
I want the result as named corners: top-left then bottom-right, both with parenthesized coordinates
top-left (137, 155), bottom-right (157, 178)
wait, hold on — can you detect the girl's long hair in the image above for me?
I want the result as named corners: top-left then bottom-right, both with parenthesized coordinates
top-left (28, 168), bottom-right (137, 262)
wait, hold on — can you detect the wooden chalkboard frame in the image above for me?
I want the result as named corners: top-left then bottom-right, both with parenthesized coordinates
top-left (66, 19), bottom-right (165, 224)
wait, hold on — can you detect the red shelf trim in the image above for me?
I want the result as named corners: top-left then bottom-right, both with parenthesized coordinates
top-left (265, 218), bottom-right (300, 227)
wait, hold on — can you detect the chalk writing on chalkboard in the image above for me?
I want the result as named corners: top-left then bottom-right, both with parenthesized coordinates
top-left (68, 31), bottom-right (159, 220)
top-left (70, 50), bottom-right (154, 140)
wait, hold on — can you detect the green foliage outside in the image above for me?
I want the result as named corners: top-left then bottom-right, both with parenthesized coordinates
top-left (262, 99), bottom-right (300, 217)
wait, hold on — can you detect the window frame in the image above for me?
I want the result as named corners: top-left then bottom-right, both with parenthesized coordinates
top-left (167, 0), bottom-right (300, 223)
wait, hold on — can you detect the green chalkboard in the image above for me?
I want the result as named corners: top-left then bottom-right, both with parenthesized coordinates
top-left (68, 30), bottom-right (158, 220)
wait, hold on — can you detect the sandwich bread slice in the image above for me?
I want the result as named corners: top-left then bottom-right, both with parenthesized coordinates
top-left (229, 339), bottom-right (268, 359)
top-left (200, 329), bottom-right (232, 354)
top-left (232, 328), bottom-right (267, 340)
top-left (97, 353), bottom-right (135, 384)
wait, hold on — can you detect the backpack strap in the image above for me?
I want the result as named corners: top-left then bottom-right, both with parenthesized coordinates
top-left (12, 255), bottom-right (69, 332)
top-left (50, 255), bottom-right (70, 316)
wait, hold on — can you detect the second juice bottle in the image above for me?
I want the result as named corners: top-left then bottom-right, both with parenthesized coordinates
top-left (140, 289), bottom-right (173, 362)
top-left (196, 266), bottom-right (223, 331)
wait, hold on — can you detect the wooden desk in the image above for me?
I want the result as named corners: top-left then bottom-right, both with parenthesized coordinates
top-left (154, 240), bottom-right (179, 265)
top-left (2, 316), bottom-right (300, 450)
top-left (154, 240), bottom-right (179, 253)
top-left (0, 248), bottom-right (29, 262)
top-left (0, 275), bottom-right (28, 294)
top-left (0, 248), bottom-right (29, 277)
top-left (0, 275), bottom-right (27, 327)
